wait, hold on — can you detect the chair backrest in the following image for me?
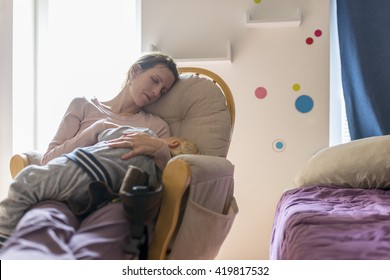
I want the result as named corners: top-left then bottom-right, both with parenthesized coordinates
top-left (144, 67), bottom-right (235, 158)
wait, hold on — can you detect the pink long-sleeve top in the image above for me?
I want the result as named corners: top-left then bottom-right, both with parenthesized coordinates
top-left (41, 97), bottom-right (171, 170)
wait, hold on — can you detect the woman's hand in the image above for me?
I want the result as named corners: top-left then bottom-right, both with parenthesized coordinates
top-left (107, 132), bottom-right (165, 160)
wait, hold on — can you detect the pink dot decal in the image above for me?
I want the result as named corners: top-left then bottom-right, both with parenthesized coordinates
top-left (314, 29), bottom-right (322, 37)
top-left (306, 37), bottom-right (314, 45)
top-left (255, 87), bottom-right (267, 99)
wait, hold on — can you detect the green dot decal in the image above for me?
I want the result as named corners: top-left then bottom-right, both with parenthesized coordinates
top-left (292, 83), bottom-right (301, 92)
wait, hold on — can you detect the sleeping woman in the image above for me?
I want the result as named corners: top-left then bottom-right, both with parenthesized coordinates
top-left (0, 52), bottom-right (182, 259)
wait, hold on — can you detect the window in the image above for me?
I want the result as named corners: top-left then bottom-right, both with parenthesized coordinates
top-left (329, 0), bottom-right (350, 146)
top-left (13, 0), bottom-right (140, 153)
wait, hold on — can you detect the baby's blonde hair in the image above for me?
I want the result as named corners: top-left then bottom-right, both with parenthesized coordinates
top-left (170, 138), bottom-right (200, 157)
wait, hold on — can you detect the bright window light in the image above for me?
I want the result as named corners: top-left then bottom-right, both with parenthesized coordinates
top-left (13, 0), bottom-right (140, 153)
top-left (329, 0), bottom-right (350, 146)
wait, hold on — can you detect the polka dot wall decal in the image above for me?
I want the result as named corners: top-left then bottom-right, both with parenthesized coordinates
top-left (292, 83), bottom-right (301, 92)
top-left (314, 29), bottom-right (322, 37)
top-left (306, 29), bottom-right (323, 45)
top-left (254, 0), bottom-right (262, 4)
top-left (295, 95), bottom-right (314, 113)
top-left (306, 37), bottom-right (314, 45)
top-left (255, 87), bottom-right (267, 99)
top-left (273, 139), bottom-right (286, 152)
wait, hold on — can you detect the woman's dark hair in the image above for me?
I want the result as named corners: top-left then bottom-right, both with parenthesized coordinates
top-left (126, 52), bottom-right (179, 84)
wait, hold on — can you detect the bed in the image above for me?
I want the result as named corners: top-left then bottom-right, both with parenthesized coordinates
top-left (270, 135), bottom-right (390, 260)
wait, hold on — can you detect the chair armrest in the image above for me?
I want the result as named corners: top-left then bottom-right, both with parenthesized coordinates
top-left (9, 151), bottom-right (43, 178)
top-left (149, 154), bottom-right (236, 260)
top-left (148, 157), bottom-right (191, 260)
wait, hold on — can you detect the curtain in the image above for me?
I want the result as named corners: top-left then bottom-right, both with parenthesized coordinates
top-left (337, 0), bottom-right (390, 139)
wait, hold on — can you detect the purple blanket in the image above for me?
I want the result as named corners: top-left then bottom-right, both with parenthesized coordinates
top-left (270, 185), bottom-right (390, 260)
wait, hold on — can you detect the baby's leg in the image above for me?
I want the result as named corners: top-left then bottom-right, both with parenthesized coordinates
top-left (0, 157), bottom-right (89, 240)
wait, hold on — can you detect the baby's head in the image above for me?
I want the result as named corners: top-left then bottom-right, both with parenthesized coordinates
top-left (164, 137), bottom-right (199, 157)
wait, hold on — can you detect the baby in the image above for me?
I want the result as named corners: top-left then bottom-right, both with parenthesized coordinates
top-left (0, 126), bottom-right (199, 246)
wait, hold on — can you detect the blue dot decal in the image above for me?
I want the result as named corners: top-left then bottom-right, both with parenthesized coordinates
top-left (276, 142), bottom-right (284, 149)
top-left (295, 95), bottom-right (314, 113)
top-left (272, 139), bottom-right (286, 152)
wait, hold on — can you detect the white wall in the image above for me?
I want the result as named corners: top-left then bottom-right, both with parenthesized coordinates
top-left (142, 0), bottom-right (330, 259)
top-left (0, 0), bottom-right (13, 199)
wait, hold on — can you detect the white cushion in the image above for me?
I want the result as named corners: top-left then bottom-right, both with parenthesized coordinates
top-left (144, 73), bottom-right (232, 157)
top-left (294, 135), bottom-right (390, 189)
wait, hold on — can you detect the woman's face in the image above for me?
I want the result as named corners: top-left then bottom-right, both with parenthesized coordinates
top-left (130, 64), bottom-right (176, 107)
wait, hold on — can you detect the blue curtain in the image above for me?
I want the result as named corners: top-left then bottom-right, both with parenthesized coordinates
top-left (337, 0), bottom-right (390, 139)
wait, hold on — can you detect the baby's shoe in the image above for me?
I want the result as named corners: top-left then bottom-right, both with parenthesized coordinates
top-left (119, 165), bottom-right (162, 223)
top-left (119, 165), bottom-right (149, 195)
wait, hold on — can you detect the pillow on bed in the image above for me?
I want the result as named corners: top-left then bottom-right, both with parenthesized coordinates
top-left (293, 135), bottom-right (390, 189)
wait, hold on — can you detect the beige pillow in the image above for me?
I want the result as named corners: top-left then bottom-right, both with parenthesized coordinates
top-left (144, 73), bottom-right (232, 158)
top-left (293, 135), bottom-right (390, 189)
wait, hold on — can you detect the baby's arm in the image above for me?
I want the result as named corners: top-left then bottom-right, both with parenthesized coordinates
top-left (107, 128), bottom-right (171, 170)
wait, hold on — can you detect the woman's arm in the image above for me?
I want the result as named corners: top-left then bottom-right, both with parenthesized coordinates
top-left (41, 98), bottom-right (108, 164)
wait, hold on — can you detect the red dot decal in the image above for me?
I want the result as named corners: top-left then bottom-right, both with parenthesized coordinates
top-left (306, 37), bottom-right (314, 45)
top-left (314, 29), bottom-right (322, 37)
